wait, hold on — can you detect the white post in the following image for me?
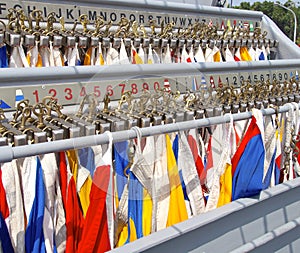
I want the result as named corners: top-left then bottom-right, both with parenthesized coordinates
top-left (274, 2), bottom-right (297, 43)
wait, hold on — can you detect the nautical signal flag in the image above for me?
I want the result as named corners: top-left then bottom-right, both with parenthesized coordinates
top-left (218, 76), bottom-right (223, 88)
top-left (249, 22), bottom-right (254, 32)
top-left (231, 113), bottom-right (264, 200)
top-left (227, 19), bottom-right (232, 30)
top-left (15, 89), bottom-right (24, 107)
top-left (164, 79), bottom-right (171, 92)
top-left (234, 48), bottom-right (241, 61)
top-left (220, 20), bottom-right (225, 30)
top-left (201, 75), bottom-right (207, 90)
top-left (210, 76), bottom-right (215, 88)
top-left (0, 100), bottom-right (11, 109)
top-left (192, 77), bottom-right (199, 91)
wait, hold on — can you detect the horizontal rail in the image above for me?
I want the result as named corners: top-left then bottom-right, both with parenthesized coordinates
top-left (0, 103), bottom-right (298, 163)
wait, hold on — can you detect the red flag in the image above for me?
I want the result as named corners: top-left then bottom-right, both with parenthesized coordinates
top-left (231, 116), bottom-right (264, 200)
top-left (218, 76), bottom-right (223, 88)
top-left (0, 169), bottom-right (9, 219)
top-left (78, 165), bottom-right (111, 253)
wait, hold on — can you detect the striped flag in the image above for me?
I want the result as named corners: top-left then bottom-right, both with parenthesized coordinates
top-left (231, 113), bottom-right (264, 200)
top-left (201, 75), bottom-right (207, 90)
top-left (15, 89), bottom-right (24, 107)
top-left (192, 77), bottom-right (199, 91)
top-left (25, 157), bottom-right (46, 253)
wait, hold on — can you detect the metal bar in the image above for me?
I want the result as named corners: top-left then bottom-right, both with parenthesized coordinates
top-left (0, 103), bottom-right (298, 163)
top-left (19, 0), bottom-right (263, 20)
top-left (108, 177), bottom-right (300, 253)
top-left (1, 60), bottom-right (300, 87)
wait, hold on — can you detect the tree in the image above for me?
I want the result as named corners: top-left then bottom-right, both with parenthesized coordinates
top-left (234, 1), bottom-right (299, 43)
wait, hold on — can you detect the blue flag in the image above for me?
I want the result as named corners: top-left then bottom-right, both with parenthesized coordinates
top-left (25, 157), bottom-right (46, 253)
top-left (0, 212), bottom-right (14, 253)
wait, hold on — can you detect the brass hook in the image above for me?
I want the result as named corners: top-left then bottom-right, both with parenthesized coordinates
top-left (6, 8), bottom-right (16, 23)
top-left (33, 102), bottom-right (46, 129)
top-left (103, 94), bottom-right (110, 113)
top-left (46, 12), bottom-right (56, 33)
top-left (19, 106), bottom-right (32, 131)
top-left (31, 10), bottom-right (44, 31)
top-left (115, 17), bottom-right (130, 38)
top-left (59, 17), bottom-right (66, 33)
top-left (0, 20), bottom-right (6, 32)
top-left (93, 16), bottom-right (105, 36)
top-left (149, 19), bottom-right (157, 36)
top-left (0, 109), bottom-right (6, 134)
top-left (79, 14), bottom-right (89, 34)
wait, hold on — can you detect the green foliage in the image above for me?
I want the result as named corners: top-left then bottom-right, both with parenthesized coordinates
top-left (233, 1), bottom-right (299, 43)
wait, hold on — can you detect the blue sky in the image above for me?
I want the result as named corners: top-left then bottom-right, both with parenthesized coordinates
top-left (232, 0), bottom-right (290, 5)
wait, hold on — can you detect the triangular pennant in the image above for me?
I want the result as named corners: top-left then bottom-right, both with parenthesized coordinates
top-left (296, 71), bottom-right (299, 81)
top-left (0, 100), bottom-right (11, 109)
top-left (227, 19), bottom-right (232, 30)
top-left (210, 76), bottom-right (215, 88)
top-left (239, 20), bottom-right (243, 29)
top-left (220, 20), bottom-right (225, 30)
top-left (249, 22), bottom-right (254, 32)
top-left (192, 77), bottom-right (199, 91)
top-left (234, 48), bottom-right (241, 61)
top-left (164, 79), bottom-right (171, 93)
top-left (201, 76), bottom-right (207, 90)
top-left (218, 76), bottom-right (223, 88)
top-left (15, 89), bottom-right (24, 107)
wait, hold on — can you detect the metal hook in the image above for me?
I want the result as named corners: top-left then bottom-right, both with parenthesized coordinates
top-left (30, 10), bottom-right (44, 31)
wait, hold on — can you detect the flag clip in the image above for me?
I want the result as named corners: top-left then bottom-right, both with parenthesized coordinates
top-left (78, 36), bottom-right (88, 48)
top-left (40, 35), bottom-right (49, 47)
top-left (53, 35), bottom-right (63, 48)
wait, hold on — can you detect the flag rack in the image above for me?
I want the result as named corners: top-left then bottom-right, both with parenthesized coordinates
top-left (0, 102), bottom-right (298, 163)
top-left (1, 59), bottom-right (300, 111)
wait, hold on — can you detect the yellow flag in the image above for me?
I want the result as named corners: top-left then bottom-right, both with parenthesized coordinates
top-left (98, 53), bottom-right (105, 65)
top-left (78, 176), bottom-right (92, 217)
top-left (213, 50), bottom-right (221, 62)
top-left (66, 150), bottom-right (92, 217)
top-left (116, 224), bottom-right (129, 247)
top-left (36, 53), bottom-right (43, 67)
top-left (217, 163), bottom-right (232, 207)
top-left (133, 50), bottom-right (144, 64)
top-left (26, 51), bottom-right (31, 66)
top-left (165, 135), bottom-right (188, 227)
top-left (227, 19), bottom-right (232, 31)
top-left (84, 47), bottom-right (92, 65)
top-left (142, 189), bottom-right (152, 236)
top-left (240, 47), bottom-right (252, 61)
top-left (66, 150), bottom-right (78, 182)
